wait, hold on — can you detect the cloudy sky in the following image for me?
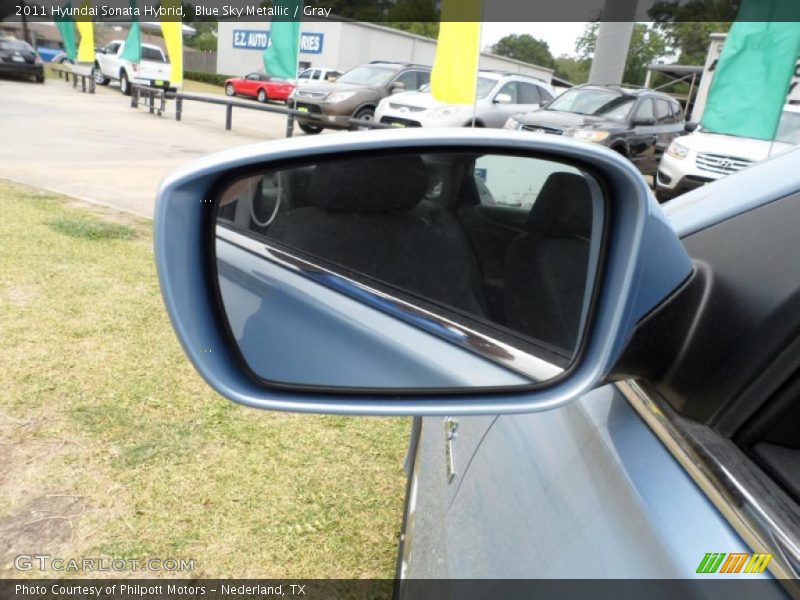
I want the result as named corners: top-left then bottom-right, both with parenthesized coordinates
top-left (481, 22), bottom-right (590, 58)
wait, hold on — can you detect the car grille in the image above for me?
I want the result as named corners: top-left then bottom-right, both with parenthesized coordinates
top-left (521, 125), bottom-right (564, 135)
top-left (294, 102), bottom-right (322, 114)
top-left (380, 116), bottom-right (422, 127)
top-left (387, 103), bottom-right (426, 112)
top-left (294, 90), bottom-right (327, 99)
top-left (695, 153), bottom-right (754, 175)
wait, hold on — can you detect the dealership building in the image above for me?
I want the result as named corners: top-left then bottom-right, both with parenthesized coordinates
top-left (216, 20), bottom-right (556, 84)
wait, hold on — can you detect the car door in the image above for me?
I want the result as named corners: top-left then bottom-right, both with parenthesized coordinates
top-left (627, 97), bottom-right (660, 175)
top-left (100, 41), bottom-right (121, 77)
top-left (241, 73), bottom-right (260, 96)
top-left (652, 98), bottom-right (682, 169)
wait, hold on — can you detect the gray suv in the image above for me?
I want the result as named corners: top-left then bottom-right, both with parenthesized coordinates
top-left (290, 61), bottom-right (431, 134)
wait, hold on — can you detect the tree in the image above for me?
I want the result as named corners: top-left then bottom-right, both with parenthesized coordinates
top-left (554, 56), bottom-right (591, 84)
top-left (648, 0), bottom-right (734, 64)
top-left (576, 23), bottom-right (669, 86)
top-left (491, 34), bottom-right (556, 70)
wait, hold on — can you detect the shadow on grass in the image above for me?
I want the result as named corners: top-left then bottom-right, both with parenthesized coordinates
top-left (47, 216), bottom-right (136, 241)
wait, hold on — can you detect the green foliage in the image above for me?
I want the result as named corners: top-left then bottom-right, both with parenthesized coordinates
top-left (648, 1), bottom-right (734, 64)
top-left (47, 216), bottom-right (135, 241)
top-left (576, 23), bottom-right (669, 86)
top-left (491, 34), bottom-right (556, 70)
top-left (554, 56), bottom-right (591, 84)
top-left (184, 70), bottom-right (235, 86)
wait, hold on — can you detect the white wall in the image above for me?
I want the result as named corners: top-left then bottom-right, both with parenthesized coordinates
top-left (216, 20), bottom-right (554, 83)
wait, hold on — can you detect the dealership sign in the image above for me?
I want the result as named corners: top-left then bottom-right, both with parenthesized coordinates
top-left (232, 30), bottom-right (324, 54)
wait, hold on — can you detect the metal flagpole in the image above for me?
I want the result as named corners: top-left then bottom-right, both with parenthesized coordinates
top-left (471, 16), bottom-right (483, 127)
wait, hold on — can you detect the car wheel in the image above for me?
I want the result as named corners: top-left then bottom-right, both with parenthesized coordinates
top-left (225, 83), bottom-right (235, 96)
top-left (257, 88), bottom-right (268, 103)
top-left (351, 107), bottom-right (375, 130)
top-left (654, 189), bottom-right (673, 204)
top-left (35, 73), bottom-right (45, 84)
top-left (298, 123), bottom-right (323, 135)
top-left (92, 66), bottom-right (109, 86)
top-left (119, 71), bottom-right (131, 96)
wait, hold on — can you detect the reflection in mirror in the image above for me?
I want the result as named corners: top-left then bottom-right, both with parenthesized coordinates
top-left (215, 151), bottom-right (604, 391)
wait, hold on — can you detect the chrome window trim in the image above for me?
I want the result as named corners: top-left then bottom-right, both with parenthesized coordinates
top-left (216, 225), bottom-right (564, 383)
top-left (619, 379), bottom-right (800, 587)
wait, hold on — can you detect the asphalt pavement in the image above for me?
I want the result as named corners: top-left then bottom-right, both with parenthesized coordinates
top-left (0, 76), bottom-right (302, 217)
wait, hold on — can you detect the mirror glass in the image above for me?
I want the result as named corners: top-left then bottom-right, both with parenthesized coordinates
top-left (214, 151), bottom-right (605, 391)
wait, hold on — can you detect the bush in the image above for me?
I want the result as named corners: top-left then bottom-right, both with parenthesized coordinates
top-left (184, 71), bottom-right (235, 87)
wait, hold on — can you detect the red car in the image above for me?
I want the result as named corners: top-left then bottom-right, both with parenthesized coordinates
top-left (224, 72), bottom-right (295, 103)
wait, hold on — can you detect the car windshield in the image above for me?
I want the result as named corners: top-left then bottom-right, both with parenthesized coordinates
top-left (406, 77), bottom-right (496, 98)
top-left (0, 39), bottom-right (33, 52)
top-left (336, 66), bottom-right (394, 86)
top-left (547, 88), bottom-right (635, 121)
top-left (775, 110), bottom-right (800, 145)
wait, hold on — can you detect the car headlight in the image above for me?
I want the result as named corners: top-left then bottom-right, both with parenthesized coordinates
top-left (666, 141), bottom-right (690, 160)
top-left (324, 91), bottom-right (356, 103)
top-left (503, 117), bottom-right (521, 130)
top-left (566, 129), bottom-right (610, 142)
top-left (430, 106), bottom-right (458, 119)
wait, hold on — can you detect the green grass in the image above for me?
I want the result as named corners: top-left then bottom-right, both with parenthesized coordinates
top-left (0, 180), bottom-right (410, 578)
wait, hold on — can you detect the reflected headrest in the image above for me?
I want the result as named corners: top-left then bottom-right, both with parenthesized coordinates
top-left (307, 155), bottom-right (428, 212)
top-left (527, 172), bottom-right (593, 239)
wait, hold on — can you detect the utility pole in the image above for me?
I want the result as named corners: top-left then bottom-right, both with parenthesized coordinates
top-left (588, 0), bottom-right (639, 86)
top-left (19, 1), bottom-right (33, 46)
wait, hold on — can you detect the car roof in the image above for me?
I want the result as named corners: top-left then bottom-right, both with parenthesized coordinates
top-left (571, 84), bottom-right (677, 101)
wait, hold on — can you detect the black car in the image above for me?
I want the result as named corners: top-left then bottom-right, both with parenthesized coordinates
top-left (0, 37), bottom-right (44, 83)
top-left (507, 84), bottom-right (685, 176)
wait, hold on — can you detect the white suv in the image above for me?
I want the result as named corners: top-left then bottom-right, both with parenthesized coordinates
top-left (656, 104), bottom-right (800, 202)
top-left (374, 71), bottom-right (554, 129)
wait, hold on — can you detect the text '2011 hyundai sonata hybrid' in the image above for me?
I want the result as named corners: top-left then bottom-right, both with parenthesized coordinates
top-left (154, 128), bottom-right (800, 594)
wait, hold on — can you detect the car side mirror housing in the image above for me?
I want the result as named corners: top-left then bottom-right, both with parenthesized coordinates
top-left (391, 81), bottom-right (405, 93)
top-left (684, 121), bottom-right (699, 133)
top-left (632, 116), bottom-right (656, 127)
top-left (155, 130), bottom-right (691, 416)
top-left (494, 93), bottom-right (513, 104)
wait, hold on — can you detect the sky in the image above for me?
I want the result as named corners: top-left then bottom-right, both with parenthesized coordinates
top-left (481, 22), bottom-right (589, 58)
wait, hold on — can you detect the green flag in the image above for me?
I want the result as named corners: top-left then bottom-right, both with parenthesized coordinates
top-left (54, 1), bottom-right (77, 62)
top-left (119, 0), bottom-right (141, 63)
top-left (701, 0), bottom-right (800, 140)
top-left (263, 0), bottom-right (302, 79)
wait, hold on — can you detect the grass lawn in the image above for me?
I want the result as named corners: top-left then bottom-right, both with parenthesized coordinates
top-left (0, 180), bottom-right (410, 578)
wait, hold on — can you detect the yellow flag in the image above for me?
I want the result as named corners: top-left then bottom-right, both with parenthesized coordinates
top-left (431, 0), bottom-right (482, 105)
top-left (160, 0), bottom-right (183, 86)
top-left (75, 0), bottom-right (94, 63)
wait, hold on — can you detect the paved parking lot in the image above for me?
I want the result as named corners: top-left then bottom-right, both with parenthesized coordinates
top-left (0, 77), bottom-right (309, 217)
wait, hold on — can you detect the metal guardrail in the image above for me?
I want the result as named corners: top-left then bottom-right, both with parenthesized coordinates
top-left (49, 64), bottom-right (95, 94)
top-left (129, 84), bottom-right (400, 137)
top-left (130, 84), bottom-right (321, 138)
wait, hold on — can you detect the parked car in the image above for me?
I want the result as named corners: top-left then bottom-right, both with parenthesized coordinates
top-left (224, 72), bottom-right (295, 103)
top-left (505, 84), bottom-right (685, 176)
top-left (92, 39), bottom-right (173, 95)
top-left (655, 104), bottom-right (800, 201)
top-left (0, 37), bottom-right (44, 83)
top-left (155, 128), bottom-right (800, 587)
top-left (374, 71), bottom-right (554, 129)
top-left (289, 61), bottom-right (431, 134)
top-left (297, 67), bottom-right (341, 83)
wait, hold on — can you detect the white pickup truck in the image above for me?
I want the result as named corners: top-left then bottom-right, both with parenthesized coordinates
top-left (92, 39), bottom-right (174, 95)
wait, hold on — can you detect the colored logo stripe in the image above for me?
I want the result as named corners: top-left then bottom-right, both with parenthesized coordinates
top-left (744, 554), bottom-right (772, 574)
top-left (696, 552), bottom-right (773, 574)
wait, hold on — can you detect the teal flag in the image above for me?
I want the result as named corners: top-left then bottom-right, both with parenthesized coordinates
top-left (119, 0), bottom-right (141, 63)
top-left (54, 1), bottom-right (77, 62)
top-left (701, 0), bottom-right (800, 140)
top-left (263, 0), bottom-right (302, 79)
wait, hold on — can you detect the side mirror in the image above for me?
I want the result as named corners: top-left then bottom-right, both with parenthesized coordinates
top-left (390, 81), bottom-right (405, 93)
top-left (632, 116), bottom-right (656, 127)
top-left (684, 121), bottom-right (699, 133)
top-left (494, 93), bottom-right (513, 104)
top-left (95, 47), bottom-right (106, 54)
top-left (155, 130), bottom-right (691, 415)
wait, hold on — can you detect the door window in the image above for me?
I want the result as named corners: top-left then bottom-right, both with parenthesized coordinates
top-left (495, 82), bottom-right (518, 103)
top-left (517, 83), bottom-right (542, 106)
top-left (393, 70), bottom-right (419, 91)
top-left (655, 99), bottom-right (674, 124)
top-left (634, 98), bottom-right (655, 122)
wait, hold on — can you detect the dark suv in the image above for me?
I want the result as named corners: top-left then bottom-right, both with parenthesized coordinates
top-left (290, 61), bottom-right (431, 134)
top-left (506, 84), bottom-right (685, 176)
